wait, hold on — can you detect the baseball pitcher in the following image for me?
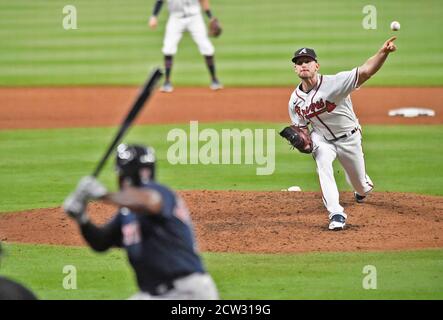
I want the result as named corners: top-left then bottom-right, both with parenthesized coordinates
top-left (148, 0), bottom-right (223, 92)
top-left (63, 144), bottom-right (219, 299)
top-left (281, 37), bottom-right (397, 230)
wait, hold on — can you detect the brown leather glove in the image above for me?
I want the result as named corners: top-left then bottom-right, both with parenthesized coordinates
top-left (208, 18), bottom-right (222, 37)
top-left (279, 125), bottom-right (313, 154)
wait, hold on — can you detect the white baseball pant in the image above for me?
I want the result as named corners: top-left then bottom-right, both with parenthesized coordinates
top-left (311, 129), bottom-right (374, 216)
top-left (162, 13), bottom-right (215, 56)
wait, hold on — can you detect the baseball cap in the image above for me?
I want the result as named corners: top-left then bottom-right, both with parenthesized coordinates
top-left (291, 48), bottom-right (317, 63)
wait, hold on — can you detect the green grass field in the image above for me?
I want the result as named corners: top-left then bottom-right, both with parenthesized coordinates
top-left (0, 0), bottom-right (442, 86)
top-left (1, 243), bottom-right (442, 299)
top-left (1, 0), bottom-right (442, 301)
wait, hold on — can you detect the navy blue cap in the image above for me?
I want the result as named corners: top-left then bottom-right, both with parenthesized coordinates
top-left (291, 48), bottom-right (317, 63)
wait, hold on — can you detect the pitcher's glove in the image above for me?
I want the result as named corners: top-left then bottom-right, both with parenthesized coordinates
top-left (279, 125), bottom-right (313, 154)
top-left (208, 18), bottom-right (222, 37)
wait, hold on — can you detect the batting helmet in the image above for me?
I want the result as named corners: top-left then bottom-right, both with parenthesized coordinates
top-left (116, 144), bottom-right (156, 186)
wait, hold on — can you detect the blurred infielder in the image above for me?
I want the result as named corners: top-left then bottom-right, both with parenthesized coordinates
top-left (63, 144), bottom-right (219, 299)
top-left (149, 0), bottom-right (223, 92)
top-left (286, 37), bottom-right (397, 230)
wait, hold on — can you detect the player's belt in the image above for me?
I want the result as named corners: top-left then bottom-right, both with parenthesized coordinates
top-left (328, 127), bottom-right (359, 142)
top-left (180, 12), bottom-right (198, 18)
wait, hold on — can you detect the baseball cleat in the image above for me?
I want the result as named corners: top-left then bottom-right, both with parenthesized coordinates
top-left (210, 80), bottom-right (223, 91)
top-left (160, 82), bottom-right (173, 93)
top-left (328, 214), bottom-right (347, 231)
top-left (354, 192), bottom-right (366, 203)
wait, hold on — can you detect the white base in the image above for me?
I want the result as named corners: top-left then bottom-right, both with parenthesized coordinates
top-left (388, 107), bottom-right (435, 118)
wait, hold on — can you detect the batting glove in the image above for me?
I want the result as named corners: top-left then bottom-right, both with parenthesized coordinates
top-left (63, 192), bottom-right (89, 224)
top-left (76, 176), bottom-right (107, 200)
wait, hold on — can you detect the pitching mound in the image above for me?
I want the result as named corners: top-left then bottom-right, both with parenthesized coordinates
top-left (1, 191), bottom-right (442, 253)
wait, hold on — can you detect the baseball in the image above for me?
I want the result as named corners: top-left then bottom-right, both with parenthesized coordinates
top-left (390, 21), bottom-right (401, 31)
top-left (288, 186), bottom-right (302, 192)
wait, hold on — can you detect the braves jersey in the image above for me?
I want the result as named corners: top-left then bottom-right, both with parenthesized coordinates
top-left (166, 0), bottom-right (201, 17)
top-left (81, 182), bottom-right (204, 294)
top-left (288, 68), bottom-right (360, 140)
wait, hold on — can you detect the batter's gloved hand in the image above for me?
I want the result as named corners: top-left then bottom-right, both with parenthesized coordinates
top-left (63, 176), bottom-right (106, 224)
top-left (63, 192), bottom-right (89, 224)
top-left (76, 176), bottom-right (108, 200)
top-left (279, 125), bottom-right (313, 154)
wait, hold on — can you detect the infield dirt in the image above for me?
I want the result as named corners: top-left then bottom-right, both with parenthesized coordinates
top-left (1, 87), bottom-right (442, 129)
top-left (0, 191), bottom-right (442, 253)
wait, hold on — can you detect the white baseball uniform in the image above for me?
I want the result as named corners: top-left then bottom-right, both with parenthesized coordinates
top-left (288, 68), bottom-right (374, 218)
top-left (162, 0), bottom-right (214, 56)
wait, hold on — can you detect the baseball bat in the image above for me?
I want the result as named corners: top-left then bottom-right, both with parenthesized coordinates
top-left (91, 67), bottom-right (163, 178)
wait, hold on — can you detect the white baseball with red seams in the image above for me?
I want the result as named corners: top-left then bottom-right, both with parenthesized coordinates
top-left (288, 68), bottom-right (373, 218)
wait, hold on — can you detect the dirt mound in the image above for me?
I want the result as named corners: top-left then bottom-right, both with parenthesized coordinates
top-left (1, 191), bottom-right (442, 253)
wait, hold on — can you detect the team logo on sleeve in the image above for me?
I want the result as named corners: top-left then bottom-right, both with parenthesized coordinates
top-left (122, 221), bottom-right (141, 246)
top-left (294, 99), bottom-right (337, 119)
top-left (120, 209), bottom-right (141, 246)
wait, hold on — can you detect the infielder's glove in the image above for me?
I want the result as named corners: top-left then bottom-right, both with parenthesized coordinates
top-left (208, 18), bottom-right (222, 37)
top-left (63, 176), bottom-right (107, 224)
top-left (279, 125), bottom-right (313, 154)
